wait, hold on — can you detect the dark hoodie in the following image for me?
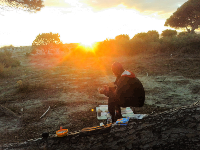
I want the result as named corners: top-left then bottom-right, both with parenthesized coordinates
top-left (107, 70), bottom-right (145, 107)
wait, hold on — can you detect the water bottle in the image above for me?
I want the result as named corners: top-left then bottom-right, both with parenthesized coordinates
top-left (106, 112), bottom-right (112, 124)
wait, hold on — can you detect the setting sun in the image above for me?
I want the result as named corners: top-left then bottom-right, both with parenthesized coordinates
top-left (80, 40), bottom-right (95, 47)
top-left (79, 41), bottom-right (97, 52)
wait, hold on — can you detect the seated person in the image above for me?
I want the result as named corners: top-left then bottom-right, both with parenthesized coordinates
top-left (99, 62), bottom-right (145, 122)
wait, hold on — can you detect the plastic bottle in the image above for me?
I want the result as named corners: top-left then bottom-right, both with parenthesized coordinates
top-left (106, 112), bottom-right (112, 124)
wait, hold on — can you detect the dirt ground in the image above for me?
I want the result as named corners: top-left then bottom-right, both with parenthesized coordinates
top-left (0, 48), bottom-right (199, 145)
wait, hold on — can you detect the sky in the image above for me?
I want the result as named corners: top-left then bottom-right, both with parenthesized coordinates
top-left (0, 0), bottom-right (187, 47)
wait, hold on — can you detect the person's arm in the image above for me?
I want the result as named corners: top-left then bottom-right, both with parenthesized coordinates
top-left (107, 77), bottom-right (127, 100)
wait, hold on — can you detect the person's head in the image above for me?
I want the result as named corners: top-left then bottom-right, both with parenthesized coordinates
top-left (111, 62), bottom-right (125, 77)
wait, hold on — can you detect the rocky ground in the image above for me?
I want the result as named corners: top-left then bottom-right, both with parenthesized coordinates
top-left (0, 48), bottom-right (199, 145)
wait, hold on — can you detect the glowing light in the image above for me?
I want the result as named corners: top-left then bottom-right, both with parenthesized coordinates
top-left (80, 40), bottom-right (95, 47)
top-left (79, 41), bottom-right (97, 52)
top-left (91, 109), bottom-right (94, 111)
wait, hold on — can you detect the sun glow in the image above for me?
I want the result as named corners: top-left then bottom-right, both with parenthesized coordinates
top-left (79, 41), bottom-right (97, 52)
top-left (80, 40), bottom-right (95, 47)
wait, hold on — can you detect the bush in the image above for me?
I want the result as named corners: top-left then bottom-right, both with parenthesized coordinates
top-left (0, 50), bottom-right (20, 78)
top-left (157, 33), bottom-right (200, 53)
top-left (0, 63), bottom-right (4, 75)
top-left (177, 33), bottom-right (200, 53)
top-left (0, 50), bottom-right (20, 68)
top-left (177, 32), bottom-right (188, 37)
top-left (0, 63), bottom-right (12, 78)
top-left (161, 29), bottom-right (177, 37)
top-left (129, 38), bottom-right (148, 54)
top-left (25, 52), bottom-right (31, 57)
top-left (94, 31), bottom-right (200, 56)
top-left (16, 80), bottom-right (46, 93)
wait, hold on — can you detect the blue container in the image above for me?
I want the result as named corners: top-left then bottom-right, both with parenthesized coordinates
top-left (115, 117), bottom-right (130, 125)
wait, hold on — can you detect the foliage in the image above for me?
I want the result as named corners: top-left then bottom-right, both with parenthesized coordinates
top-left (161, 29), bottom-right (177, 37)
top-left (32, 32), bottom-right (63, 54)
top-left (0, 45), bottom-right (14, 50)
top-left (159, 36), bottom-right (180, 51)
top-left (129, 38), bottom-right (148, 54)
top-left (159, 33), bottom-right (200, 53)
top-left (95, 39), bottom-right (118, 56)
top-left (0, 63), bottom-right (5, 76)
top-left (16, 79), bottom-right (46, 93)
top-left (2, 0), bottom-right (44, 12)
top-left (0, 50), bottom-right (20, 78)
top-left (132, 30), bottom-right (159, 42)
top-left (133, 32), bottom-right (148, 40)
top-left (165, 0), bottom-right (200, 33)
top-left (178, 32), bottom-right (188, 37)
top-left (115, 34), bottom-right (130, 41)
top-left (147, 30), bottom-right (159, 42)
top-left (72, 30), bottom-right (200, 57)
top-left (0, 50), bottom-right (20, 68)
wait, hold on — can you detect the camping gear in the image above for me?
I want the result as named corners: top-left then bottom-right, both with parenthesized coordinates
top-left (56, 126), bottom-right (68, 137)
top-left (96, 105), bottom-right (134, 120)
top-left (115, 117), bottom-right (130, 125)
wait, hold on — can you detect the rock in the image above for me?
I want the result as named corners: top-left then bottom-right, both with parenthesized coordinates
top-left (3, 102), bottom-right (200, 150)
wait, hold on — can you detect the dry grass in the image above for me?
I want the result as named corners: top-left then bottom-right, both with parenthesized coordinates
top-left (0, 48), bottom-right (199, 144)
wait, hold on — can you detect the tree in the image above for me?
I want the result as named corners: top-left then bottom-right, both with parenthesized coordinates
top-left (161, 29), bottom-right (177, 37)
top-left (165, 0), bottom-right (200, 34)
top-left (1, 0), bottom-right (44, 12)
top-left (178, 31), bottom-right (188, 37)
top-left (133, 32), bottom-right (148, 40)
top-left (115, 34), bottom-right (130, 41)
top-left (32, 32), bottom-right (63, 54)
top-left (147, 30), bottom-right (159, 42)
top-left (147, 30), bottom-right (159, 39)
top-left (132, 31), bottom-right (159, 42)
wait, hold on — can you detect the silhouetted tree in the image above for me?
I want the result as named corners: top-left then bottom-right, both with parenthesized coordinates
top-left (1, 0), bottom-right (44, 12)
top-left (161, 29), bottom-right (177, 37)
top-left (32, 32), bottom-right (62, 54)
top-left (165, 0), bottom-right (200, 33)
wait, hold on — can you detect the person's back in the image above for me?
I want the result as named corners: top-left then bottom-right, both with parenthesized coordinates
top-left (116, 76), bottom-right (145, 107)
top-left (114, 70), bottom-right (145, 108)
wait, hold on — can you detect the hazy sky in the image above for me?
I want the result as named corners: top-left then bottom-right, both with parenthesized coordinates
top-left (0, 0), bottom-right (187, 47)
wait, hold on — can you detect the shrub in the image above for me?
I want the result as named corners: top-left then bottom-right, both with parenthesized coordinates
top-left (177, 32), bottom-right (188, 37)
top-left (25, 52), bottom-right (31, 57)
top-left (158, 33), bottom-right (200, 53)
top-left (0, 63), bottom-right (5, 75)
top-left (0, 50), bottom-right (20, 78)
top-left (16, 80), bottom-right (46, 93)
top-left (0, 50), bottom-right (20, 68)
top-left (178, 33), bottom-right (200, 53)
top-left (161, 29), bottom-right (177, 37)
top-left (129, 38), bottom-right (148, 54)
top-left (0, 63), bottom-right (12, 78)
